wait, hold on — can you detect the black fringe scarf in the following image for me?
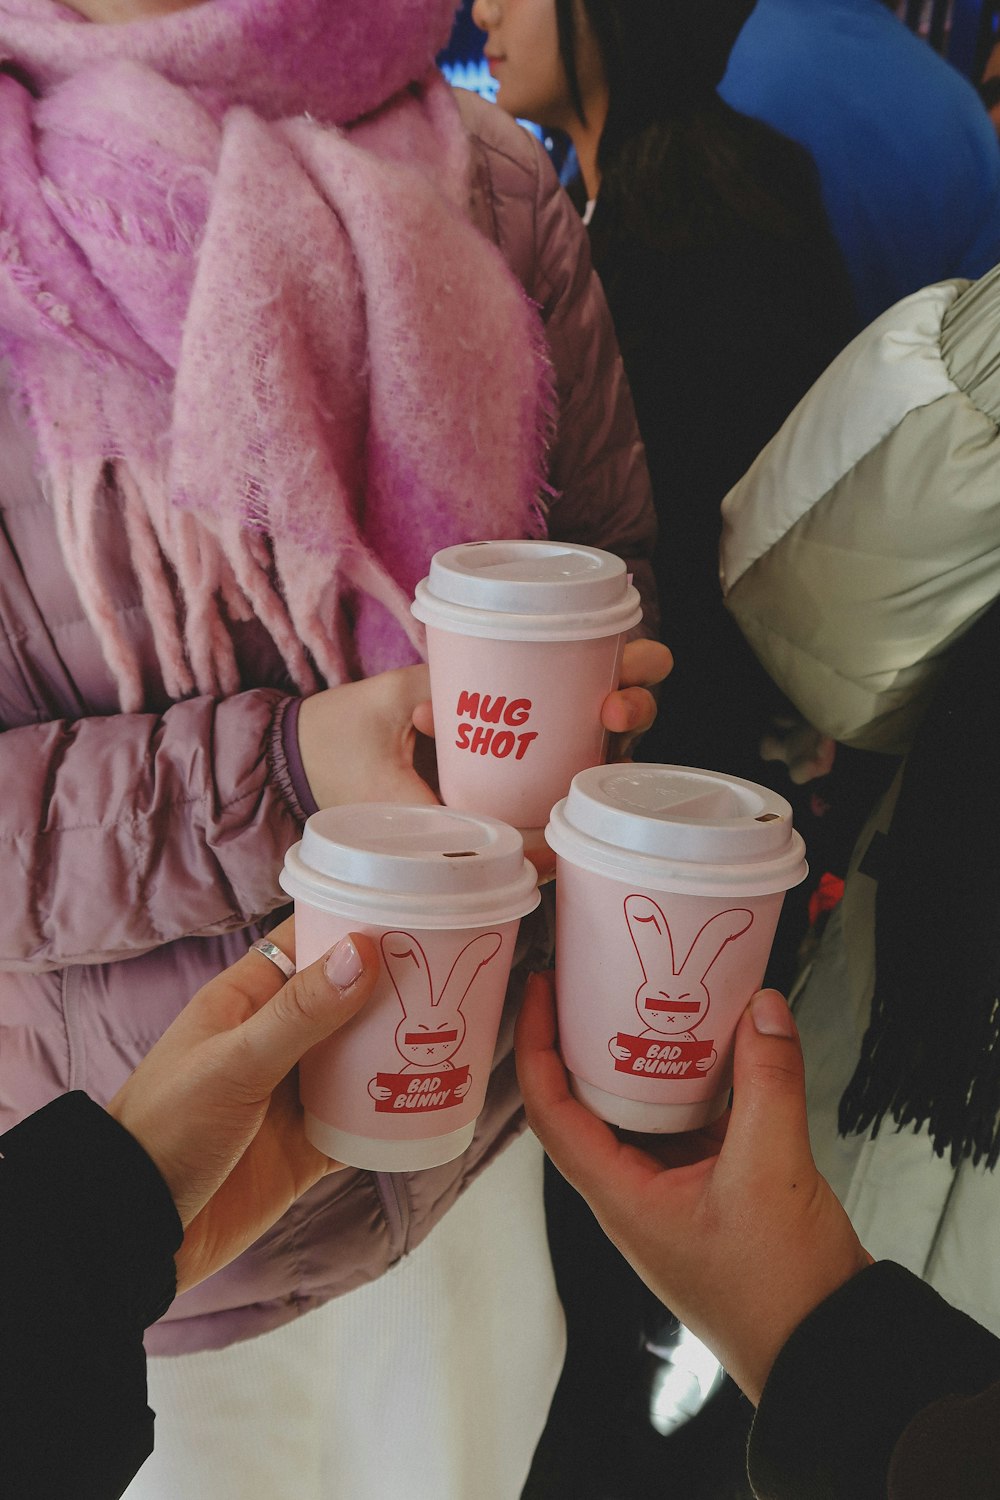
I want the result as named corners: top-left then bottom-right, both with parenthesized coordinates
top-left (839, 593), bottom-right (1000, 1169)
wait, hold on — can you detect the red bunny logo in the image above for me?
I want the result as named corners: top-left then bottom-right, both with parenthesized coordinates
top-left (609, 895), bottom-right (753, 1079)
top-left (367, 931), bottom-right (503, 1113)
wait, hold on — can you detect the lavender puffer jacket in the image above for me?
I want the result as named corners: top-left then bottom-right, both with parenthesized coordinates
top-left (0, 90), bottom-right (655, 1354)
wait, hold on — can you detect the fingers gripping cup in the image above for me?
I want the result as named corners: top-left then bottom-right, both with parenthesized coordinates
top-left (411, 540), bottom-right (643, 828)
top-left (547, 766), bottom-right (807, 1132)
top-left (280, 804), bottom-right (540, 1170)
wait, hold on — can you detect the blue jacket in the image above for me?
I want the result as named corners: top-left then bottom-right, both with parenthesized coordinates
top-left (721, 0), bottom-right (1000, 323)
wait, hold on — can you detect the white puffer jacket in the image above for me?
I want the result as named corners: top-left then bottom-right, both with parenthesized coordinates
top-left (718, 264), bottom-right (1000, 1335)
top-left (722, 268), bottom-right (1000, 757)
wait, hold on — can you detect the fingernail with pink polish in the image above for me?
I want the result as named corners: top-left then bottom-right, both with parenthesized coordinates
top-left (325, 936), bottom-right (364, 990)
top-left (751, 990), bottom-right (796, 1038)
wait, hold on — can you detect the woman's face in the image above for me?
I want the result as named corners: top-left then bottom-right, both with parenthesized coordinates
top-left (472, 0), bottom-right (598, 132)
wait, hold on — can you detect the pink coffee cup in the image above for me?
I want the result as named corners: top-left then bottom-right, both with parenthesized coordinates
top-left (546, 765), bottom-right (808, 1132)
top-left (411, 540), bottom-right (642, 829)
top-left (280, 804), bottom-right (540, 1170)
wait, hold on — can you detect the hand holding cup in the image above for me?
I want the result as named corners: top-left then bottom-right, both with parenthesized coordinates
top-left (108, 916), bottom-right (379, 1292)
top-left (546, 765), bottom-right (807, 1133)
top-left (411, 636), bottom-right (671, 762)
top-left (600, 636), bottom-right (673, 763)
top-left (411, 540), bottom-right (647, 829)
top-left (515, 974), bottom-right (872, 1403)
top-left (298, 665), bottom-right (440, 810)
top-left (280, 805), bottom-right (539, 1172)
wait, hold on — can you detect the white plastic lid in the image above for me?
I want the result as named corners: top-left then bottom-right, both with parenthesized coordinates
top-left (280, 804), bottom-right (541, 927)
top-left (547, 765), bottom-right (808, 896)
top-left (411, 540), bottom-right (643, 641)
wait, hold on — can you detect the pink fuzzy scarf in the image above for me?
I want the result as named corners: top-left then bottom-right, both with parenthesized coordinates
top-left (0, 0), bottom-right (552, 709)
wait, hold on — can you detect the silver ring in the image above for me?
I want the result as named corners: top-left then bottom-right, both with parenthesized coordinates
top-left (249, 937), bottom-right (296, 981)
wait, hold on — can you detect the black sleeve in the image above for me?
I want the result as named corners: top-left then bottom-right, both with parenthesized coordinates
top-left (0, 1092), bottom-right (183, 1500)
top-left (748, 1261), bottom-right (1000, 1500)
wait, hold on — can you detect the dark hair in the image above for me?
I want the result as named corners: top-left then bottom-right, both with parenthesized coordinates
top-left (839, 589), bottom-right (1000, 1169)
top-left (556, 0), bottom-right (754, 139)
top-left (553, 0), bottom-right (818, 255)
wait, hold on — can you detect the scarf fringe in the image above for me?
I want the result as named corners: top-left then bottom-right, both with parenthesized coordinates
top-left (50, 463), bottom-right (144, 712)
top-left (117, 465), bottom-right (196, 701)
top-left (170, 512), bottom-right (242, 699)
top-left (226, 527), bottom-right (319, 696)
top-left (839, 955), bottom-right (1000, 1170)
top-left (0, 38), bottom-right (554, 711)
top-left (838, 595), bottom-right (1000, 1171)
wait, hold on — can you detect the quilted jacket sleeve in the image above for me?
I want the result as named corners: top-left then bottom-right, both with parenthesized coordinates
top-left (0, 692), bottom-right (303, 973)
top-left (720, 267), bottom-right (1000, 754)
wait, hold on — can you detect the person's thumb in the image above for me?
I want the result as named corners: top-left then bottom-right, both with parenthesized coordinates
top-left (236, 934), bottom-right (379, 1089)
top-left (721, 989), bottom-right (814, 1178)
